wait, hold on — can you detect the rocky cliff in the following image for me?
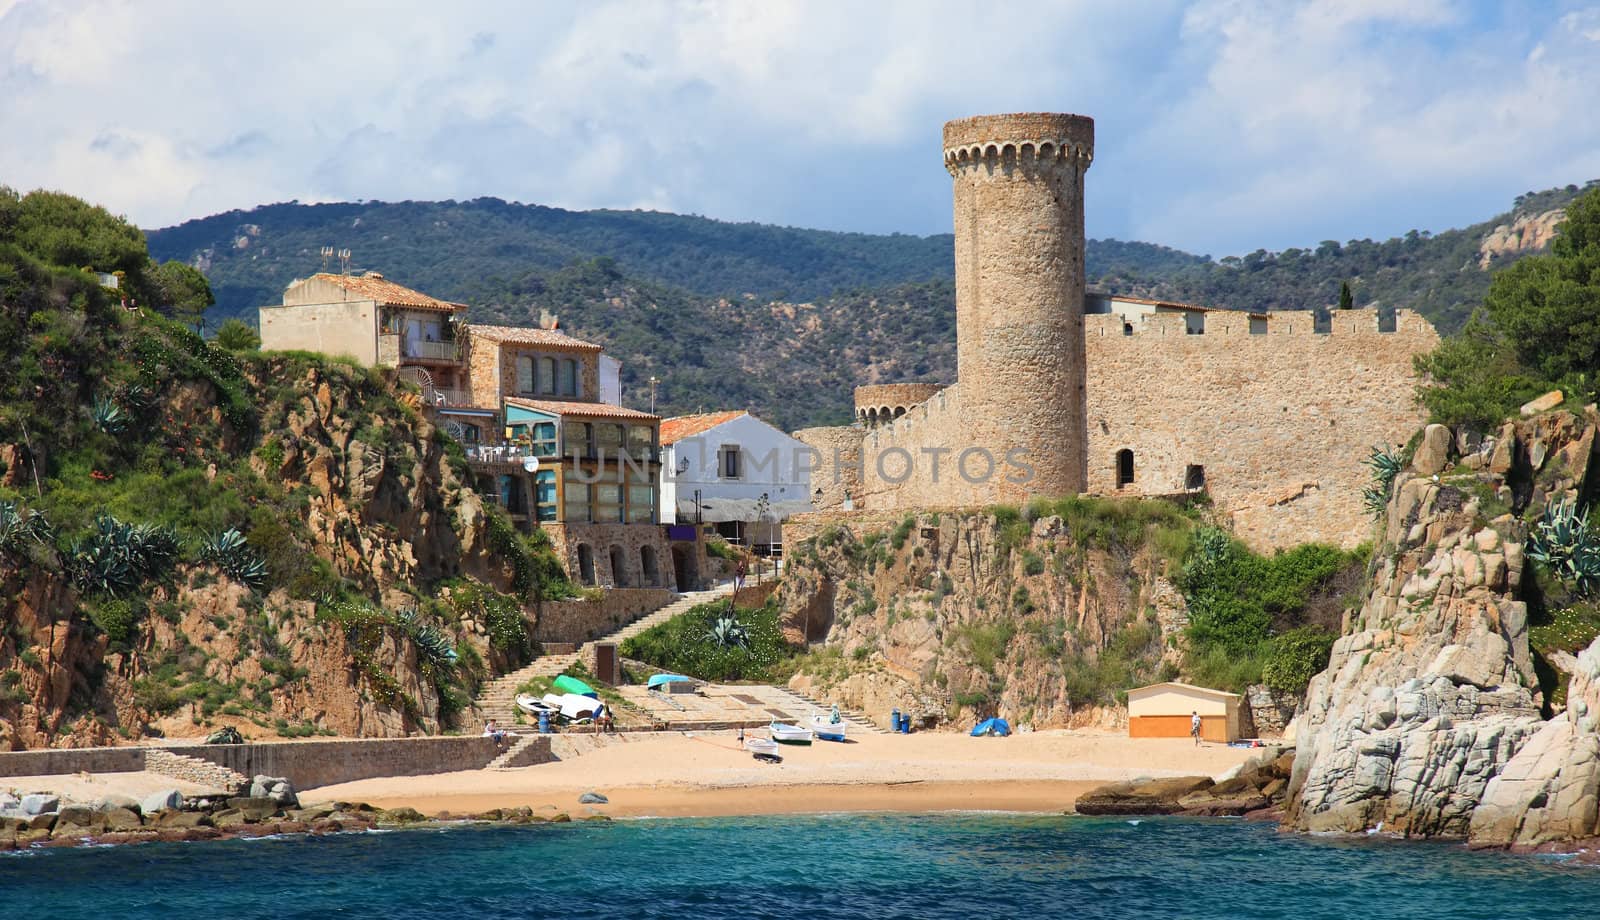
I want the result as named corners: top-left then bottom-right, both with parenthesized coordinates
top-left (777, 505), bottom-right (1195, 729)
top-left (1285, 411), bottom-right (1600, 842)
top-left (0, 352), bottom-right (553, 749)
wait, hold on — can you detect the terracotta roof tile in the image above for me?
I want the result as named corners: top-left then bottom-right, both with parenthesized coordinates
top-left (659, 410), bottom-right (748, 445)
top-left (466, 324), bottom-right (603, 352)
top-left (505, 397), bottom-right (658, 422)
top-left (301, 272), bottom-right (465, 311)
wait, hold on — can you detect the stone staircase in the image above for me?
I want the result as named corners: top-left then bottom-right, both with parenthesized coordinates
top-left (769, 686), bottom-right (891, 735)
top-left (474, 582), bottom-right (738, 729)
top-left (144, 748), bottom-right (251, 792)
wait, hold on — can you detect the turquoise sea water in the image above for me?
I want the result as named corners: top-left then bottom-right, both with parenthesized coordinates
top-left (2, 814), bottom-right (1593, 919)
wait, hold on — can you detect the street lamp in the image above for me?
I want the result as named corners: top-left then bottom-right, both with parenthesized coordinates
top-left (648, 375), bottom-right (660, 414)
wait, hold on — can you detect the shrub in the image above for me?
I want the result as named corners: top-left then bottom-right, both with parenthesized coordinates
top-left (1261, 627), bottom-right (1336, 694)
top-left (620, 598), bottom-right (795, 682)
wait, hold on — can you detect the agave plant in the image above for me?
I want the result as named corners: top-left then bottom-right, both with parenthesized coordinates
top-left (1528, 498), bottom-right (1600, 595)
top-left (1363, 445), bottom-right (1405, 518)
top-left (91, 395), bottom-right (128, 435)
top-left (66, 514), bottom-right (179, 595)
top-left (705, 614), bottom-right (750, 649)
top-left (0, 500), bottom-right (52, 556)
top-left (395, 607), bottom-right (458, 670)
top-left (198, 527), bottom-right (268, 590)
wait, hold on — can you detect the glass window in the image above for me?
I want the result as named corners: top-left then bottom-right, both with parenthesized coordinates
top-left (563, 477), bottom-right (591, 523)
top-left (460, 423), bottom-right (480, 443)
top-left (563, 421), bottom-right (592, 458)
top-left (561, 358), bottom-right (578, 396)
top-left (535, 470), bottom-right (557, 522)
top-left (595, 482), bottom-right (624, 523)
top-left (627, 484), bottom-right (655, 523)
top-left (539, 357), bottom-right (557, 394)
top-left (595, 423), bottom-right (623, 458)
top-left (516, 356), bottom-right (534, 394)
top-left (627, 425), bottom-right (654, 461)
top-left (532, 422), bottom-right (558, 458)
top-left (720, 445), bottom-right (741, 479)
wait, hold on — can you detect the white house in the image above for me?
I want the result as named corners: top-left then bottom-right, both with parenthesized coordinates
top-left (659, 410), bottom-right (813, 554)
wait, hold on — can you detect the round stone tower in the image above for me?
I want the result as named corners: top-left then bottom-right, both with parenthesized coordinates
top-left (943, 112), bottom-right (1093, 499)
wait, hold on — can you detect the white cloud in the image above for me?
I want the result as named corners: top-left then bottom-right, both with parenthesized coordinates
top-left (1, 0), bottom-right (1597, 257)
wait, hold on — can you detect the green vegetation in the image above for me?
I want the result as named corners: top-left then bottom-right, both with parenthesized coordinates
top-left (1061, 617), bottom-right (1165, 706)
top-left (213, 318), bottom-right (261, 351)
top-left (1177, 526), bottom-right (1363, 692)
top-left (619, 597), bottom-right (796, 682)
top-left (1417, 186), bottom-right (1600, 429)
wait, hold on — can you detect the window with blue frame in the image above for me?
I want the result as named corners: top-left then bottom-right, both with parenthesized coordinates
top-left (532, 421), bottom-right (558, 457)
top-left (535, 470), bottom-right (557, 521)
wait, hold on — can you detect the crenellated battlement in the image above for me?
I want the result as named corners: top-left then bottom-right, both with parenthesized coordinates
top-left (942, 112), bottom-right (1094, 175)
top-left (1085, 308), bottom-right (1435, 340)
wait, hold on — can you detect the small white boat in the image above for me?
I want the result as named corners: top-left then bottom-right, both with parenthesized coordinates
top-left (769, 721), bottom-right (813, 745)
top-left (516, 693), bottom-right (557, 716)
top-left (810, 715), bottom-right (848, 742)
top-left (744, 736), bottom-right (779, 756)
top-left (543, 692), bottom-right (603, 721)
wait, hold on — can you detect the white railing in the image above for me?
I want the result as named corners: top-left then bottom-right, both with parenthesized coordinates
top-left (467, 444), bottom-right (537, 464)
top-left (401, 338), bottom-right (461, 362)
top-left (424, 386), bottom-right (472, 407)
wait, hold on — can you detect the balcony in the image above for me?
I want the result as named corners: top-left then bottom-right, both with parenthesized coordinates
top-left (422, 386), bottom-right (472, 408)
top-left (381, 333), bottom-right (461, 365)
top-left (466, 443), bottom-right (542, 469)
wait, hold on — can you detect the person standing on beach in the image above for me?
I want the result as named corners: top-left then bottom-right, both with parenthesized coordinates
top-left (1190, 711), bottom-right (1202, 746)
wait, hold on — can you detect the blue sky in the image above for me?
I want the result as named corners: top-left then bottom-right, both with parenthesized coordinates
top-left (2, 0), bottom-right (1598, 256)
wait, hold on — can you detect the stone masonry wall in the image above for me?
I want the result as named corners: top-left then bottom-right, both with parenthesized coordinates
top-left (535, 587), bottom-right (676, 644)
top-left (181, 736), bottom-right (510, 790)
top-left (1084, 307), bottom-right (1438, 550)
top-left (793, 425), bottom-right (863, 512)
top-left (541, 522), bottom-right (676, 590)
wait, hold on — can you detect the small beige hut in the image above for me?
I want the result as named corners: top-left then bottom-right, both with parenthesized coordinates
top-left (1127, 681), bottom-right (1243, 743)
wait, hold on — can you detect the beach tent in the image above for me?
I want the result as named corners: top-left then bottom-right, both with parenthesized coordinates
top-left (553, 674), bottom-right (598, 699)
top-left (647, 673), bottom-right (692, 691)
top-left (971, 717), bottom-right (1011, 737)
top-left (1126, 681), bottom-right (1242, 742)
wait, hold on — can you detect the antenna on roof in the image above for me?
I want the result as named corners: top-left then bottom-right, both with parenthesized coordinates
top-left (338, 248), bottom-right (353, 275)
top-left (320, 246), bottom-right (334, 270)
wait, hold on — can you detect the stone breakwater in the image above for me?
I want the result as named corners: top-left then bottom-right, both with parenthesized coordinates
top-left (0, 779), bottom-right (601, 851)
top-left (1285, 411), bottom-right (1600, 846)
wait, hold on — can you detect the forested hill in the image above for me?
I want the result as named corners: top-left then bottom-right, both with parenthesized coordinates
top-left (143, 197), bottom-right (1206, 322)
top-left (146, 180), bottom-right (1597, 429)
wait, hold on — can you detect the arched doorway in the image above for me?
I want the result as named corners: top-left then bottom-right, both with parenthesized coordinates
top-left (1116, 449), bottom-right (1135, 488)
top-left (576, 544), bottom-right (595, 585)
top-left (609, 544), bottom-right (630, 587)
top-left (671, 545), bottom-right (697, 592)
top-left (640, 545), bottom-right (660, 586)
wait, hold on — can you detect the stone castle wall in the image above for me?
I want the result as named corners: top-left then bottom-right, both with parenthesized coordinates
top-left (793, 425), bottom-right (863, 511)
top-left (1084, 308), bottom-right (1438, 549)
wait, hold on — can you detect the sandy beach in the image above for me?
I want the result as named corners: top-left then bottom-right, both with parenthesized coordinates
top-left (302, 729), bottom-right (1260, 818)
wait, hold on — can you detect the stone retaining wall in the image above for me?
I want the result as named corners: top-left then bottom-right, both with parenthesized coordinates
top-left (0, 747), bottom-right (144, 777)
top-left (178, 736), bottom-right (504, 790)
top-left (535, 588), bottom-right (675, 644)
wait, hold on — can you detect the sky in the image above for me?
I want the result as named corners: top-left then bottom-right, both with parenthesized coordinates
top-left (2, 0), bottom-right (1599, 257)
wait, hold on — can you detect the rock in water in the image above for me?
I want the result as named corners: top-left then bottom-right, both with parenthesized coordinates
top-left (577, 792), bottom-right (609, 805)
top-left (1285, 412), bottom-right (1597, 839)
top-left (141, 789), bottom-right (184, 815)
top-left (1469, 636), bottom-right (1600, 848)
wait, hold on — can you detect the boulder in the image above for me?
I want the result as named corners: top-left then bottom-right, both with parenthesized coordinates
top-left (102, 807), bottom-right (143, 832)
top-left (156, 810), bottom-right (212, 829)
top-left (577, 792), bottom-right (609, 805)
top-left (287, 805), bottom-right (335, 823)
top-left (98, 793), bottom-right (141, 812)
top-left (1074, 776), bottom-right (1215, 815)
top-left (226, 796), bottom-right (280, 822)
top-left (20, 794), bottom-right (59, 816)
top-left (211, 809), bottom-right (249, 828)
top-left (376, 807), bottom-right (427, 825)
top-left (250, 775), bottom-right (299, 807)
top-left (1521, 390), bottom-right (1564, 417)
top-left (141, 789), bottom-right (185, 815)
top-left (1413, 424), bottom-right (1455, 475)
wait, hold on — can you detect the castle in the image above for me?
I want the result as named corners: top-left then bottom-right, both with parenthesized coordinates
top-left (796, 113), bottom-right (1439, 550)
